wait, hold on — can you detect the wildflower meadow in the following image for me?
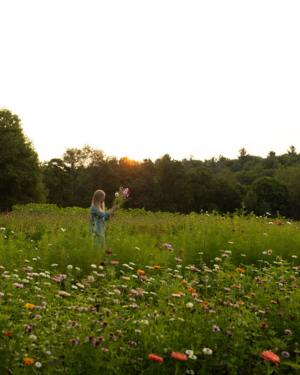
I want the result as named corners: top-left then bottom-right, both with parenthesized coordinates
top-left (1, 204), bottom-right (300, 374)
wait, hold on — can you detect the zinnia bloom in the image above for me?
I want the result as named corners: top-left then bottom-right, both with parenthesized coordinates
top-left (148, 353), bottom-right (163, 364)
top-left (137, 270), bottom-right (145, 275)
top-left (236, 268), bottom-right (245, 273)
top-left (5, 331), bottom-right (14, 337)
top-left (261, 351), bottom-right (280, 366)
top-left (24, 358), bottom-right (34, 365)
top-left (25, 303), bottom-right (35, 309)
top-left (171, 351), bottom-right (188, 361)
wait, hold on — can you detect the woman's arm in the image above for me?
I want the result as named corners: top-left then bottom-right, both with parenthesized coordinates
top-left (108, 204), bottom-right (120, 216)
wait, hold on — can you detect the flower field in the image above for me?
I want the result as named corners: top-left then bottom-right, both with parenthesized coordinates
top-left (1, 205), bottom-right (300, 374)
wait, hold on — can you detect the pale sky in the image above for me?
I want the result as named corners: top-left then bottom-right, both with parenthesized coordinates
top-left (1, 1), bottom-right (300, 163)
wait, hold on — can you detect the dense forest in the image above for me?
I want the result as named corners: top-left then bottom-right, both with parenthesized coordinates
top-left (1, 108), bottom-right (300, 218)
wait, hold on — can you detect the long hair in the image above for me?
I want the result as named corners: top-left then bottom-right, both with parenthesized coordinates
top-left (91, 190), bottom-right (106, 212)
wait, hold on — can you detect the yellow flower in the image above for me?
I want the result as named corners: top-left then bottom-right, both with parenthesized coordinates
top-left (267, 249), bottom-right (273, 255)
top-left (221, 217), bottom-right (225, 221)
top-left (153, 265), bottom-right (161, 269)
top-left (25, 303), bottom-right (35, 309)
top-left (122, 276), bottom-right (130, 281)
top-left (236, 268), bottom-right (245, 273)
top-left (24, 357), bottom-right (34, 365)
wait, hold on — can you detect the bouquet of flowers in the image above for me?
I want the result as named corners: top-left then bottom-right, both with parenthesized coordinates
top-left (112, 187), bottom-right (130, 207)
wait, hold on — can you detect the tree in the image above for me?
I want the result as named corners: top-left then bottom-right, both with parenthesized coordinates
top-left (0, 108), bottom-right (46, 211)
top-left (250, 177), bottom-right (289, 216)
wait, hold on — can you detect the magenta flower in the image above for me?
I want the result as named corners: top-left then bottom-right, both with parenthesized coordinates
top-left (285, 329), bottom-right (292, 335)
top-left (105, 250), bottom-right (112, 254)
top-left (140, 276), bottom-right (148, 281)
top-left (175, 258), bottom-right (182, 262)
top-left (70, 339), bottom-right (79, 345)
top-left (282, 351), bottom-right (290, 358)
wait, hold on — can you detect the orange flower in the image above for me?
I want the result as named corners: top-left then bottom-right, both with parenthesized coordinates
top-left (218, 299), bottom-right (223, 302)
top-left (202, 301), bottom-right (210, 305)
top-left (250, 293), bottom-right (256, 297)
top-left (171, 351), bottom-right (188, 361)
top-left (137, 270), bottom-right (145, 275)
top-left (261, 351), bottom-right (280, 366)
top-left (148, 353), bottom-right (163, 364)
top-left (237, 301), bottom-right (244, 305)
top-left (267, 250), bottom-right (273, 255)
top-left (25, 303), bottom-right (35, 309)
top-left (154, 266), bottom-right (161, 269)
top-left (227, 274), bottom-right (234, 278)
top-left (24, 357), bottom-right (34, 365)
top-left (260, 322), bottom-right (268, 328)
top-left (177, 291), bottom-right (185, 295)
top-left (236, 268), bottom-right (245, 273)
top-left (187, 288), bottom-right (196, 293)
top-left (5, 331), bottom-right (14, 337)
top-left (232, 284), bottom-right (241, 289)
top-left (181, 281), bottom-right (188, 284)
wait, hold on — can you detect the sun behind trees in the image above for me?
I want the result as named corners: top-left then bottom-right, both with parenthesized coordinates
top-left (1, 109), bottom-right (300, 218)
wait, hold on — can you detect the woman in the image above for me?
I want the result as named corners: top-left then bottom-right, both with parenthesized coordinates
top-left (89, 190), bottom-right (120, 248)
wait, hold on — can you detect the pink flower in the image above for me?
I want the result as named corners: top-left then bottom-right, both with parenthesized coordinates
top-left (87, 276), bottom-right (94, 282)
top-left (175, 258), bottom-right (182, 262)
top-left (110, 261), bottom-right (119, 265)
top-left (97, 273), bottom-right (105, 277)
top-left (285, 329), bottom-right (292, 335)
top-left (105, 250), bottom-right (112, 254)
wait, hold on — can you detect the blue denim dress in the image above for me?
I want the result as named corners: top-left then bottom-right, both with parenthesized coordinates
top-left (89, 205), bottom-right (110, 248)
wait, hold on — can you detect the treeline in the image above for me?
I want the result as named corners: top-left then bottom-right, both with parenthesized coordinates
top-left (41, 145), bottom-right (299, 218)
top-left (1, 108), bottom-right (300, 218)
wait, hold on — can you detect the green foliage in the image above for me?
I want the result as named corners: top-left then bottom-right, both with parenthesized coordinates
top-left (0, 205), bottom-right (300, 374)
top-left (0, 108), bottom-right (46, 212)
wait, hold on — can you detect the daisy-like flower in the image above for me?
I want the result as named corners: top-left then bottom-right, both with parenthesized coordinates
top-left (148, 353), bottom-right (163, 364)
top-left (24, 358), bottom-right (34, 365)
top-left (35, 362), bottom-right (42, 368)
top-left (261, 351), bottom-right (280, 366)
top-left (70, 338), bottom-right (79, 345)
top-left (203, 348), bottom-right (213, 355)
top-left (171, 351), bottom-right (188, 361)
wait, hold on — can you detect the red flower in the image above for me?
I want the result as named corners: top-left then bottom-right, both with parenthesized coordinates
top-left (171, 351), bottom-right (188, 361)
top-left (261, 351), bottom-right (280, 366)
top-left (5, 331), bottom-right (14, 337)
top-left (148, 353), bottom-right (163, 364)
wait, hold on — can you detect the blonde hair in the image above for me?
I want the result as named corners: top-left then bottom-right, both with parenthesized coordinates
top-left (91, 190), bottom-right (106, 212)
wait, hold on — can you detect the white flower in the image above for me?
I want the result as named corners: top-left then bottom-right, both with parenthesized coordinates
top-left (186, 302), bottom-right (194, 308)
top-left (45, 351), bottom-right (51, 355)
top-left (29, 335), bottom-right (37, 341)
top-left (99, 266), bottom-right (103, 270)
top-left (67, 265), bottom-right (73, 270)
top-left (203, 348), bottom-right (213, 355)
top-left (129, 262), bottom-right (135, 266)
top-left (146, 266), bottom-right (154, 269)
top-left (24, 260), bottom-right (30, 263)
top-left (132, 275), bottom-right (138, 279)
top-left (135, 247), bottom-right (140, 250)
top-left (51, 264), bottom-right (58, 267)
top-left (61, 228), bottom-right (66, 232)
top-left (91, 264), bottom-right (97, 268)
top-left (72, 285), bottom-right (78, 290)
top-left (0, 227), bottom-right (5, 230)
top-left (75, 267), bottom-right (81, 271)
top-left (35, 362), bottom-right (42, 368)
top-left (292, 255), bottom-right (297, 258)
top-left (186, 350), bottom-right (194, 356)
